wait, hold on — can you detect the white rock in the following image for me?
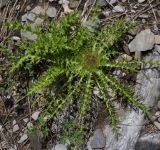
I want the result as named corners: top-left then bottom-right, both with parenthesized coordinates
top-left (23, 118), bottom-right (29, 123)
top-left (138, 0), bottom-right (145, 3)
top-left (155, 35), bottom-right (160, 45)
top-left (113, 5), bottom-right (125, 13)
top-left (155, 111), bottom-right (160, 117)
top-left (154, 121), bottom-right (160, 130)
top-left (27, 122), bottom-right (33, 128)
top-left (18, 134), bottom-right (28, 143)
top-left (128, 29), bottom-right (155, 52)
top-left (55, 144), bottom-right (67, 150)
top-left (31, 111), bottom-right (40, 121)
top-left (13, 120), bottom-right (16, 125)
top-left (46, 7), bottom-right (57, 18)
top-left (13, 124), bottom-right (19, 132)
top-left (12, 36), bottom-right (20, 41)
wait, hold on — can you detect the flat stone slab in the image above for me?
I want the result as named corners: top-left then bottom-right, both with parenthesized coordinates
top-left (128, 29), bottom-right (155, 52)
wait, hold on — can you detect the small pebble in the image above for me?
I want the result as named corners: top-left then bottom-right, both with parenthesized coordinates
top-left (138, 0), bottom-right (145, 3)
top-left (23, 118), bottom-right (29, 123)
top-left (46, 7), bottom-right (57, 18)
top-left (155, 111), bottom-right (160, 117)
top-left (18, 134), bottom-right (28, 143)
top-left (13, 124), bottom-right (19, 132)
top-left (13, 120), bottom-right (16, 125)
top-left (113, 5), bottom-right (125, 13)
top-left (31, 111), bottom-right (40, 121)
top-left (27, 122), bottom-right (33, 128)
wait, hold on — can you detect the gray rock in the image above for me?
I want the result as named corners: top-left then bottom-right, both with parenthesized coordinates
top-left (97, 0), bottom-right (108, 7)
top-left (138, 0), bottom-right (145, 3)
top-left (21, 31), bottom-right (37, 41)
top-left (154, 45), bottom-right (160, 52)
top-left (26, 13), bottom-right (36, 22)
top-left (21, 14), bottom-right (27, 22)
top-left (13, 124), bottom-right (19, 132)
top-left (135, 133), bottom-right (160, 150)
top-left (128, 29), bottom-right (155, 52)
top-left (90, 129), bottom-right (106, 149)
top-left (55, 144), bottom-right (67, 150)
top-left (46, 7), bottom-right (57, 18)
top-left (31, 111), bottom-right (40, 120)
top-left (154, 121), bottom-right (160, 130)
top-left (18, 134), bottom-right (28, 143)
top-left (113, 5), bottom-right (125, 13)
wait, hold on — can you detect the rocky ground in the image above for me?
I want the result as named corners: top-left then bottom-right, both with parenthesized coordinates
top-left (0, 0), bottom-right (160, 150)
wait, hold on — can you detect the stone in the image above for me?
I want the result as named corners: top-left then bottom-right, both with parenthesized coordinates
top-left (97, 0), bottom-right (107, 7)
top-left (27, 122), bottom-right (33, 128)
top-left (154, 45), bottom-right (160, 52)
top-left (128, 29), bottom-right (155, 52)
top-left (90, 129), bottom-right (106, 149)
top-left (55, 144), bottom-right (67, 150)
top-left (69, 0), bottom-right (79, 9)
top-left (12, 36), bottom-right (20, 41)
top-left (21, 31), bottom-right (37, 41)
top-left (138, 0), bottom-right (145, 3)
top-left (34, 18), bottom-right (44, 26)
top-left (23, 118), bottom-right (29, 123)
top-left (154, 121), bottom-right (160, 130)
top-left (26, 5), bottom-right (32, 11)
top-left (21, 14), bottom-right (27, 22)
top-left (12, 120), bottom-right (16, 125)
top-left (139, 14), bottom-right (149, 18)
top-left (46, 7), bottom-right (57, 18)
top-left (31, 6), bottom-right (45, 15)
top-left (26, 13), bottom-right (36, 22)
top-left (135, 133), bottom-right (160, 150)
top-left (154, 35), bottom-right (160, 45)
top-left (31, 111), bottom-right (40, 120)
top-left (142, 19), bottom-right (146, 24)
top-left (113, 5), bottom-right (125, 13)
top-left (155, 111), bottom-right (160, 117)
top-left (13, 124), bottom-right (19, 132)
top-left (18, 134), bottom-right (28, 143)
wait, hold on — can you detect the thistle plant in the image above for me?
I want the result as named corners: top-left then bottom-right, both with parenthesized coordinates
top-left (4, 12), bottom-right (150, 146)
